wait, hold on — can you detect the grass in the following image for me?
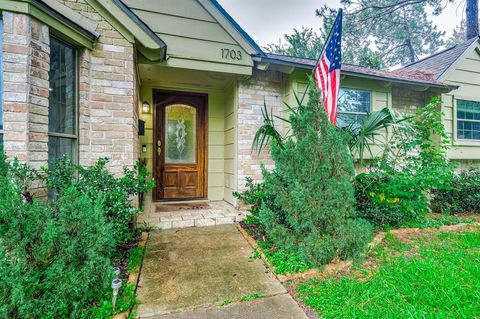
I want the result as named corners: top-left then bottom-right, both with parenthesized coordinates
top-left (127, 245), bottom-right (144, 272)
top-left (239, 293), bottom-right (265, 302)
top-left (297, 228), bottom-right (480, 318)
top-left (257, 240), bottom-right (313, 275)
top-left (400, 214), bottom-right (477, 229)
top-left (218, 299), bottom-right (233, 307)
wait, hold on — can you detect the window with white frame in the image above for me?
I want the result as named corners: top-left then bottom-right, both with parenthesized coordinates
top-left (336, 88), bottom-right (372, 128)
top-left (457, 99), bottom-right (480, 140)
top-left (48, 37), bottom-right (77, 167)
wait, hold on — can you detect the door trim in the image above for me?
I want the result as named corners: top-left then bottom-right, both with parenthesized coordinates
top-left (153, 89), bottom-right (208, 201)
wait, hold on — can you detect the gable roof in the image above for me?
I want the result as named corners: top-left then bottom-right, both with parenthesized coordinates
top-left (397, 37), bottom-right (479, 80)
top-left (207, 0), bottom-right (264, 56)
top-left (263, 53), bottom-right (457, 90)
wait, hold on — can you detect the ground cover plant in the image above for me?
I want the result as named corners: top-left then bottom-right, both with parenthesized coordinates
top-left (0, 152), bottom-right (154, 318)
top-left (297, 227), bottom-right (480, 318)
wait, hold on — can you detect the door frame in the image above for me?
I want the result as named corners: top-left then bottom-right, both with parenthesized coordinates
top-left (152, 89), bottom-right (208, 201)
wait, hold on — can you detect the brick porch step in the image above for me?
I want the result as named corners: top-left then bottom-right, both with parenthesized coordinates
top-left (145, 201), bottom-right (246, 230)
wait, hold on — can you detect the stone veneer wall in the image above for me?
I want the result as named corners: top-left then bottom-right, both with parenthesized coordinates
top-left (2, 12), bottom-right (50, 170)
top-left (59, 0), bottom-right (139, 174)
top-left (236, 69), bottom-right (283, 192)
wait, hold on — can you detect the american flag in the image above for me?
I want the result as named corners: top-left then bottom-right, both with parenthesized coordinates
top-left (314, 10), bottom-right (343, 125)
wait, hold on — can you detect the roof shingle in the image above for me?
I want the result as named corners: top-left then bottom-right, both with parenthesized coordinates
top-left (397, 37), bottom-right (478, 80)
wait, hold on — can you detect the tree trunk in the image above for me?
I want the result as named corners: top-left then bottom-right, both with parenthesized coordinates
top-left (466, 0), bottom-right (479, 39)
top-left (406, 38), bottom-right (415, 63)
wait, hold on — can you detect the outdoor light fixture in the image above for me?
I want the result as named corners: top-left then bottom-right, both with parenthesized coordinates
top-left (113, 267), bottom-right (121, 279)
top-left (142, 101), bottom-right (150, 114)
top-left (111, 279), bottom-right (122, 311)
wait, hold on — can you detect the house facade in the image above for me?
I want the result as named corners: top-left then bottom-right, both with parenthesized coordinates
top-left (0, 0), bottom-right (477, 214)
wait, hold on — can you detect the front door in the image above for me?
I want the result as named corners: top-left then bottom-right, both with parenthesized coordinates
top-left (154, 90), bottom-right (207, 200)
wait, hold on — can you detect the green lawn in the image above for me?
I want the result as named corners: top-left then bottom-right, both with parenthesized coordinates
top-left (297, 228), bottom-right (480, 318)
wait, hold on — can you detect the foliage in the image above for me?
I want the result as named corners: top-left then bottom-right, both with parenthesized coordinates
top-left (401, 214), bottom-right (477, 229)
top-left (252, 101), bottom-right (285, 153)
top-left (42, 157), bottom-right (155, 246)
top-left (354, 172), bottom-right (428, 227)
top-left (432, 168), bottom-right (480, 215)
top-left (233, 176), bottom-right (267, 224)
top-left (355, 98), bottom-right (454, 227)
top-left (254, 82), bottom-right (372, 267)
top-left (257, 241), bottom-right (313, 275)
top-left (297, 228), bottom-right (480, 318)
top-left (317, 1), bottom-right (444, 68)
top-left (219, 299), bottom-right (233, 307)
top-left (342, 107), bottom-right (402, 163)
top-left (264, 27), bottom-right (322, 59)
top-left (80, 283), bottom-right (137, 319)
top-left (239, 293), bottom-right (265, 302)
top-left (0, 156), bottom-right (115, 318)
top-left (446, 19), bottom-right (467, 47)
top-left (128, 246), bottom-right (145, 272)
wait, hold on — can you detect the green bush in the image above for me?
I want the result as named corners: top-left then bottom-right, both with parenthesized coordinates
top-left (0, 155), bottom-right (115, 317)
top-left (354, 98), bottom-right (454, 227)
top-left (43, 157), bottom-right (155, 246)
top-left (432, 169), bottom-right (480, 214)
top-left (254, 84), bottom-right (372, 267)
top-left (355, 172), bottom-right (428, 227)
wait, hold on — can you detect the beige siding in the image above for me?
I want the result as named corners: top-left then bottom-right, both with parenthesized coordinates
top-left (224, 84), bottom-right (237, 204)
top-left (123, 0), bottom-right (253, 73)
top-left (442, 44), bottom-right (480, 160)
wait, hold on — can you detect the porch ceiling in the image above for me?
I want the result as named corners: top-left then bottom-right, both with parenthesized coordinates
top-left (138, 64), bottom-right (246, 91)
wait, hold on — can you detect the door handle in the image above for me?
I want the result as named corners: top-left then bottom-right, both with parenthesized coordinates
top-left (157, 140), bottom-right (162, 155)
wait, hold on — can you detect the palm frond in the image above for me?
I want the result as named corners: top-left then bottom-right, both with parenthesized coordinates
top-left (342, 107), bottom-right (405, 163)
top-left (252, 101), bottom-right (284, 153)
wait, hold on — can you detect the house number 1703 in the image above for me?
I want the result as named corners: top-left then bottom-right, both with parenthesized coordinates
top-left (221, 48), bottom-right (242, 60)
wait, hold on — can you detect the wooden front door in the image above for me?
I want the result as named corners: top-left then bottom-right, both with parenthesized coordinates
top-left (154, 90), bottom-right (207, 200)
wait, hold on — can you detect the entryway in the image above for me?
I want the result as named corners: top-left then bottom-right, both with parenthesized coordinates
top-left (153, 90), bottom-right (208, 201)
top-left (136, 225), bottom-right (308, 319)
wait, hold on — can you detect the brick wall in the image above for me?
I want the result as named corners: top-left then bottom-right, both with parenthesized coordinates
top-left (60, 0), bottom-right (139, 174)
top-left (237, 69), bottom-right (283, 191)
top-left (392, 86), bottom-right (435, 115)
top-left (2, 12), bottom-right (49, 169)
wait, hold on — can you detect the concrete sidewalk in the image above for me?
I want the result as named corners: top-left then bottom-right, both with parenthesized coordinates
top-left (136, 225), bottom-right (308, 319)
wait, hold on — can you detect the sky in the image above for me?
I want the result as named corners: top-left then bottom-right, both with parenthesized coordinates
top-left (216, 0), bottom-right (466, 49)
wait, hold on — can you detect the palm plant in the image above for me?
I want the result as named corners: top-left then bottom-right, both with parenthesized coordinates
top-left (342, 107), bottom-right (407, 163)
top-left (252, 95), bottom-right (405, 163)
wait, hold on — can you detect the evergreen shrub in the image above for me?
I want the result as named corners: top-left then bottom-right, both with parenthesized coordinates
top-left (0, 153), bottom-right (115, 318)
top-left (256, 85), bottom-right (372, 266)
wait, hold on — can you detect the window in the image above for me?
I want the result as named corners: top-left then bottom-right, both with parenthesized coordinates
top-left (457, 99), bottom-right (480, 140)
top-left (336, 88), bottom-right (371, 128)
top-left (48, 37), bottom-right (77, 167)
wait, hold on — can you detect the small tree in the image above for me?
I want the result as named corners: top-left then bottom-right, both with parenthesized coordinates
top-left (257, 83), bottom-right (372, 266)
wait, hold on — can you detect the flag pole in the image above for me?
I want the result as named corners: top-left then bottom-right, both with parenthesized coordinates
top-left (300, 8), bottom-right (343, 105)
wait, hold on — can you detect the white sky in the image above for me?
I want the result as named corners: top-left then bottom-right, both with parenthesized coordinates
top-left (217, 0), bottom-right (466, 49)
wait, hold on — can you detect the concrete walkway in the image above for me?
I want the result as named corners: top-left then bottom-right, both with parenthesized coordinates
top-left (136, 225), bottom-right (308, 319)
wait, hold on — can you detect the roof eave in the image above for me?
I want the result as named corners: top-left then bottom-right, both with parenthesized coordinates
top-left (260, 56), bottom-right (458, 91)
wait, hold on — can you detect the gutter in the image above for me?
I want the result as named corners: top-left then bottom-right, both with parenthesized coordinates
top-left (260, 56), bottom-right (459, 91)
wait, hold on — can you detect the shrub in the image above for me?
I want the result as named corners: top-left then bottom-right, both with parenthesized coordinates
top-left (254, 83), bottom-right (372, 267)
top-left (355, 172), bottom-right (428, 226)
top-left (432, 169), bottom-right (480, 214)
top-left (42, 157), bottom-right (155, 246)
top-left (0, 160), bottom-right (115, 318)
top-left (354, 98), bottom-right (454, 227)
